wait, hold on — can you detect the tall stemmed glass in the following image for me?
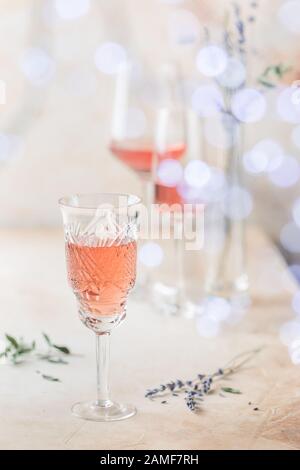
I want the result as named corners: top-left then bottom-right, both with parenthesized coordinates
top-left (59, 193), bottom-right (140, 421)
top-left (153, 106), bottom-right (205, 315)
top-left (109, 62), bottom-right (156, 291)
top-left (153, 72), bottom-right (187, 314)
top-left (110, 62), bottom-right (155, 210)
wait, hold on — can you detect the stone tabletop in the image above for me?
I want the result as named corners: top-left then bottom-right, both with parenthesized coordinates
top-left (0, 227), bottom-right (299, 450)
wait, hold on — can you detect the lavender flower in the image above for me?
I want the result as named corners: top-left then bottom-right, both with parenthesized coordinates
top-left (145, 348), bottom-right (263, 413)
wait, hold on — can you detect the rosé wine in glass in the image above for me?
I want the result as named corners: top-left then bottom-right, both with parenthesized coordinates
top-left (66, 240), bottom-right (137, 319)
top-left (110, 140), bottom-right (185, 176)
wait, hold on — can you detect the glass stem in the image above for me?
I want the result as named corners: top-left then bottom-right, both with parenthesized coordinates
top-left (95, 333), bottom-right (112, 408)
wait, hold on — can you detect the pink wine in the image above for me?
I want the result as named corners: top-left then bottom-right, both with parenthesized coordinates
top-left (154, 144), bottom-right (186, 207)
top-left (110, 141), bottom-right (185, 174)
top-left (110, 141), bottom-right (153, 173)
top-left (66, 240), bottom-right (137, 317)
top-left (155, 184), bottom-right (182, 207)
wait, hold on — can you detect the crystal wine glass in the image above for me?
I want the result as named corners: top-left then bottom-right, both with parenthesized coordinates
top-left (59, 193), bottom-right (140, 421)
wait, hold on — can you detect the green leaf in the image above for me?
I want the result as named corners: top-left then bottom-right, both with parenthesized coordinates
top-left (258, 78), bottom-right (275, 88)
top-left (259, 63), bottom-right (292, 87)
top-left (41, 374), bottom-right (61, 382)
top-left (39, 354), bottom-right (68, 364)
top-left (17, 347), bottom-right (34, 355)
top-left (42, 333), bottom-right (52, 346)
top-left (5, 334), bottom-right (19, 349)
top-left (221, 387), bottom-right (242, 394)
top-left (53, 344), bottom-right (70, 355)
top-left (262, 65), bottom-right (273, 77)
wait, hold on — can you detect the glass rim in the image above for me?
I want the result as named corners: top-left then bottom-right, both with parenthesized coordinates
top-left (58, 192), bottom-right (142, 210)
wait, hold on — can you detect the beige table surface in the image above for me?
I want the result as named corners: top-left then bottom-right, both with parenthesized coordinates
top-left (0, 226), bottom-right (299, 450)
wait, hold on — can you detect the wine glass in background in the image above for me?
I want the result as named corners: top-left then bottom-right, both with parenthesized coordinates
top-left (152, 104), bottom-right (206, 316)
top-left (109, 62), bottom-right (156, 293)
top-left (110, 61), bottom-right (156, 210)
top-left (59, 193), bottom-right (140, 421)
top-left (109, 62), bottom-right (184, 293)
top-left (152, 100), bottom-right (186, 316)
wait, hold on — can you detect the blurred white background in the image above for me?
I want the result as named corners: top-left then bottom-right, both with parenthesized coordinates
top-left (0, 0), bottom-right (299, 258)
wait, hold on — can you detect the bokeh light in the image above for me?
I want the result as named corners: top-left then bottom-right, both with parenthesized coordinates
top-left (167, 9), bottom-right (200, 45)
top-left (191, 85), bottom-right (224, 117)
top-left (278, 1), bottom-right (300, 35)
top-left (231, 88), bottom-right (266, 123)
top-left (292, 198), bottom-right (300, 228)
top-left (54, 0), bottom-right (90, 20)
top-left (157, 159), bottom-right (183, 187)
top-left (280, 320), bottom-right (300, 346)
top-left (243, 149), bottom-right (268, 174)
top-left (243, 139), bottom-right (284, 174)
top-left (280, 222), bottom-right (300, 253)
top-left (178, 166), bottom-right (226, 204)
top-left (196, 45), bottom-right (228, 77)
top-left (204, 168), bottom-right (227, 202)
top-left (289, 339), bottom-right (300, 365)
top-left (204, 116), bottom-right (238, 149)
top-left (20, 47), bottom-right (55, 86)
top-left (184, 160), bottom-right (211, 188)
top-left (268, 155), bottom-right (300, 187)
top-left (222, 186), bottom-right (253, 221)
top-left (217, 57), bottom-right (246, 89)
top-left (94, 42), bottom-right (127, 75)
top-left (289, 264), bottom-right (300, 284)
top-left (277, 87), bottom-right (300, 124)
top-left (139, 242), bottom-right (164, 268)
top-left (177, 182), bottom-right (202, 204)
top-left (292, 125), bottom-right (300, 149)
top-left (201, 297), bottom-right (232, 322)
top-left (196, 315), bottom-right (221, 338)
top-left (292, 291), bottom-right (300, 316)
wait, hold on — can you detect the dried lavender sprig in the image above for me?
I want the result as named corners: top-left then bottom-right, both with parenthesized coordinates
top-left (145, 347), bottom-right (263, 410)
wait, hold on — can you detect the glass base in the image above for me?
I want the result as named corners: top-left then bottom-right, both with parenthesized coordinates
top-left (71, 400), bottom-right (136, 422)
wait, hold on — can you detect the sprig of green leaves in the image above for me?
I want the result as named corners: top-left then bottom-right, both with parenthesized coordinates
top-left (258, 63), bottom-right (291, 89)
top-left (36, 371), bottom-right (61, 382)
top-left (0, 333), bottom-right (72, 379)
top-left (0, 334), bottom-right (36, 364)
top-left (221, 387), bottom-right (242, 394)
top-left (38, 333), bottom-right (71, 364)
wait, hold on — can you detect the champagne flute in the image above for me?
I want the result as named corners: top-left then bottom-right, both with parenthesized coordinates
top-left (153, 105), bottom-right (205, 315)
top-left (59, 193), bottom-right (140, 421)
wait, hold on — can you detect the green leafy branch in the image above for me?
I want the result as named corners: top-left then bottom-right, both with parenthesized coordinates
top-left (0, 333), bottom-right (72, 376)
top-left (258, 63), bottom-right (292, 89)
